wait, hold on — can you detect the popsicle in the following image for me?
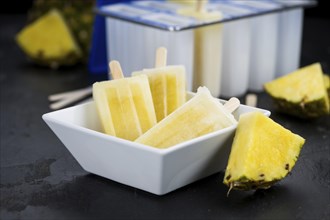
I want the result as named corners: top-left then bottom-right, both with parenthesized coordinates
top-left (177, 0), bottom-right (223, 97)
top-left (135, 87), bottom-right (238, 149)
top-left (93, 61), bottom-right (157, 141)
top-left (168, 0), bottom-right (195, 5)
top-left (132, 47), bottom-right (186, 122)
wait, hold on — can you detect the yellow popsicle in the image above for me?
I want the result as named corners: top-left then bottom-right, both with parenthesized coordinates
top-left (168, 0), bottom-right (196, 5)
top-left (177, 0), bottom-right (223, 97)
top-left (93, 61), bottom-right (157, 141)
top-left (132, 47), bottom-right (186, 122)
top-left (135, 87), bottom-right (238, 149)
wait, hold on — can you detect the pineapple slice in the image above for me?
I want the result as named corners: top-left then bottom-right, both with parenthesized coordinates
top-left (223, 112), bottom-right (305, 191)
top-left (264, 63), bottom-right (330, 118)
top-left (16, 9), bottom-right (81, 68)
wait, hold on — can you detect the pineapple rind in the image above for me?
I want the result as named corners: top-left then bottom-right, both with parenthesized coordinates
top-left (270, 97), bottom-right (329, 118)
top-left (230, 178), bottom-right (279, 191)
top-left (29, 51), bottom-right (81, 67)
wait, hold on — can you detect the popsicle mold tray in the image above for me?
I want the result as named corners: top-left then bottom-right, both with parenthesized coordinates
top-left (96, 0), bottom-right (315, 96)
top-left (43, 93), bottom-right (270, 195)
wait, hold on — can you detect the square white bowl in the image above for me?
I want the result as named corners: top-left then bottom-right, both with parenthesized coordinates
top-left (42, 93), bottom-right (270, 195)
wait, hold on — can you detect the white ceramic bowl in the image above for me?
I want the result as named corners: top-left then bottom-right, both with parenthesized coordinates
top-left (42, 93), bottom-right (270, 195)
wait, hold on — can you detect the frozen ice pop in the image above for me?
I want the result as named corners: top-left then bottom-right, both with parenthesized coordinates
top-left (135, 87), bottom-right (238, 149)
top-left (168, 0), bottom-right (195, 5)
top-left (177, 0), bottom-right (223, 97)
top-left (132, 47), bottom-right (186, 122)
top-left (93, 61), bottom-right (157, 141)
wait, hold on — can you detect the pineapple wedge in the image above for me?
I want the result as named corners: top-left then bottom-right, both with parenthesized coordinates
top-left (264, 63), bottom-right (330, 118)
top-left (324, 74), bottom-right (330, 98)
top-left (27, 0), bottom-right (94, 60)
top-left (223, 112), bottom-right (305, 191)
top-left (16, 9), bottom-right (81, 68)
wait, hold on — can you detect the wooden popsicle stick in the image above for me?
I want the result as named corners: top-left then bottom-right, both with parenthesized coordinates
top-left (48, 86), bottom-right (92, 101)
top-left (224, 97), bottom-right (240, 113)
top-left (109, 60), bottom-right (124, 79)
top-left (49, 91), bottom-right (91, 110)
top-left (155, 47), bottom-right (167, 68)
top-left (48, 86), bottom-right (92, 110)
top-left (245, 93), bottom-right (257, 107)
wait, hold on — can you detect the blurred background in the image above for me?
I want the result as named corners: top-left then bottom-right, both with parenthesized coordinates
top-left (2, 0), bottom-right (329, 17)
top-left (1, 0), bottom-right (329, 90)
top-left (1, 0), bottom-right (329, 73)
top-left (1, 0), bottom-right (329, 79)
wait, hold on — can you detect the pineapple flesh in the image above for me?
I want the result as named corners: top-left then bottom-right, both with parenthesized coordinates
top-left (264, 63), bottom-right (330, 118)
top-left (324, 74), bottom-right (330, 98)
top-left (16, 9), bottom-right (81, 68)
top-left (28, 0), bottom-right (94, 61)
top-left (223, 112), bottom-right (305, 191)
